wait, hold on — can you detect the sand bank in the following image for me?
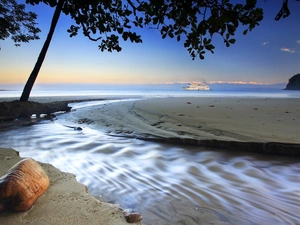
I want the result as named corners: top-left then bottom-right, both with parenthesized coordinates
top-left (133, 97), bottom-right (300, 143)
top-left (65, 97), bottom-right (300, 155)
top-left (0, 148), bottom-right (142, 225)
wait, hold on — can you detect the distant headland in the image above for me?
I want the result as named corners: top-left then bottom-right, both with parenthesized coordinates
top-left (285, 74), bottom-right (300, 90)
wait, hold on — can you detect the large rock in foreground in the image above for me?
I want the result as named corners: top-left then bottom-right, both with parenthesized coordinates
top-left (285, 73), bottom-right (300, 90)
top-left (0, 148), bottom-right (142, 225)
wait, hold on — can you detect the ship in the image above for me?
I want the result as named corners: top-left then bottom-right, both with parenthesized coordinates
top-left (183, 81), bottom-right (210, 90)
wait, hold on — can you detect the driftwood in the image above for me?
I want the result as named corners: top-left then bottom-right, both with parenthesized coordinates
top-left (0, 158), bottom-right (50, 212)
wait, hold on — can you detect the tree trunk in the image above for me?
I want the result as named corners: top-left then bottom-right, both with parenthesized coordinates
top-left (20, 0), bottom-right (65, 101)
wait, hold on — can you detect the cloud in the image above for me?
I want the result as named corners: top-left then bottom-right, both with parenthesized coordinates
top-left (209, 81), bottom-right (270, 85)
top-left (262, 42), bottom-right (269, 45)
top-left (152, 81), bottom-right (273, 85)
top-left (297, 40), bottom-right (300, 44)
top-left (280, 47), bottom-right (296, 53)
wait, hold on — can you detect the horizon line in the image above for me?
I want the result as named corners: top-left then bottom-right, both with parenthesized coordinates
top-left (0, 81), bottom-right (287, 86)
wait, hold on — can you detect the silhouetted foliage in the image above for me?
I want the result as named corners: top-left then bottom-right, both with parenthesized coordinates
top-left (19, 0), bottom-right (296, 101)
top-left (0, 0), bottom-right (40, 49)
top-left (26, 0), bottom-right (266, 60)
top-left (25, 0), bottom-right (297, 60)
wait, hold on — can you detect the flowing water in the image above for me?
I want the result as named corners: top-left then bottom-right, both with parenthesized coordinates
top-left (0, 102), bottom-right (299, 225)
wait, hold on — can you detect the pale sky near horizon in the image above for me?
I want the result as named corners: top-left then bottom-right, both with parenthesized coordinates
top-left (0, 1), bottom-right (299, 85)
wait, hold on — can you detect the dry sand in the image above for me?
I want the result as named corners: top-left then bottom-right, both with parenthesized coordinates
top-left (133, 97), bottom-right (300, 143)
top-left (0, 148), bottom-right (142, 225)
top-left (69, 96), bottom-right (300, 144)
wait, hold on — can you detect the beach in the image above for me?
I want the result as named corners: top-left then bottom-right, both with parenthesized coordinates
top-left (63, 96), bottom-right (300, 155)
top-left (1, 95), bottom-right (300, 224)
top-left (132, 97), bottom-right (300, 143)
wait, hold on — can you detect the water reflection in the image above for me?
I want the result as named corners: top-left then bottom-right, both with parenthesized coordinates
top-left (0, 120), bottom-right (299, 225)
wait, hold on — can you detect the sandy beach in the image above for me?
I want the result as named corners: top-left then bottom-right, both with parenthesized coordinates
top-left (132, 97), bottom-right (300, 143)
top-left (1, 95), bottom-right (300, 224)
top-left (63, 96), bottom-right (300, 154)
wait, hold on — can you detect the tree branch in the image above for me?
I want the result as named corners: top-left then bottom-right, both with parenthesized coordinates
top-left (127, 0), bottom-right (137, 15)
top-left (75, 8), bottom-right (101, 41)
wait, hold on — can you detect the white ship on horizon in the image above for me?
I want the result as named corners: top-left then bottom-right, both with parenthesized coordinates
top-left (183, 81), bottom-right (210, 91)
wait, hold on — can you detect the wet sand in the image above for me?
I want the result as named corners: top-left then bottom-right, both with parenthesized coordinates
top-left (64, 97), bottom-right (300, 155)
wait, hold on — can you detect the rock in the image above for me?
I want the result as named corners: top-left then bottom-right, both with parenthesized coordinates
top-left (0, 100), bottom-right (71, 121)
top-left (124, 212), bottom-right (143, 223)
top-left (285, 73), bottom-right (300, 90)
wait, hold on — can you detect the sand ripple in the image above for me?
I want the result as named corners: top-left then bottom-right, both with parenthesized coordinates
top-left (0, 121), bottom-right (299, 225)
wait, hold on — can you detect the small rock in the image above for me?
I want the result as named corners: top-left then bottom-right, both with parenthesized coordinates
top-left (125, 213), bottom-right (143, 223)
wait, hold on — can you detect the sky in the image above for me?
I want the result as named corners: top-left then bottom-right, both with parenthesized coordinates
top-left (0, 0), bottom-right (300, 86)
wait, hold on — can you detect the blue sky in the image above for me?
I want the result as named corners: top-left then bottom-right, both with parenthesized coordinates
top-left (0, 0), bottom-right (299, 85)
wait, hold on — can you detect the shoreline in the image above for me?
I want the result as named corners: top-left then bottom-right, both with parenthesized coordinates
top-left (1, 96), bottom-right (300, 156)
top-left (58, 96), bottom-right (300, 156)
top-left (0, 148), bottom-right (142, 225)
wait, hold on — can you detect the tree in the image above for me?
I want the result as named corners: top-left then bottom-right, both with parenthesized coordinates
top-left (0, 0), bottom-right (40, 49)
top-left (19, 0), bottom-right (294, 101)
top-left (20, 0), bottom-right (64, 101)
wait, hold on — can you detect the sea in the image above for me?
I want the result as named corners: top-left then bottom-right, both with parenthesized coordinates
top-left (1, 82), bottom-right (300, 99)
top-left (1, 83), bottom-right (300, 225)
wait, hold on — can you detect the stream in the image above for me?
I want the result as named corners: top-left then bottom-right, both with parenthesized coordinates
top-left (0, 101), bottom-right (299, 225)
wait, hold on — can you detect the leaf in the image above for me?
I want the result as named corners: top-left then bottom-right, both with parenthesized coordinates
top-left (122, 32), bottom-right (128, 41)
top-left (124, 24), bottom-right (131, 29)
top-left (117, 27), bottom-right (123, 34)
top-left (226, 33), bottom-right (230, 40)
top-left (246, 0), bottom-right (257, 7)
top-left (161, 26), bottom-right (167, 33)
top-left (227, 24), bottom-right (236, 35)
top-left (228, 39), bottom-right (236, 44)
top-left (205, 44), bottom-right (215, 51)
top-left (153, 17), bottom-right (159, 25)
top-left (168, 31), bottom-right (174, 38)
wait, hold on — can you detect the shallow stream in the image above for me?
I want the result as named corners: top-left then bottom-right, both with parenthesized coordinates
top-left (0, 102), bottom-right (299, 225)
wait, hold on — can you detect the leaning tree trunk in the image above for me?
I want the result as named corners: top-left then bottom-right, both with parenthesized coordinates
top-left (20, 0), bottom-right (65, 101)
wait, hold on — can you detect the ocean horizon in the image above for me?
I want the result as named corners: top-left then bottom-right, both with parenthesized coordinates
top-left (1, 82), bottom-right (300, 99)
